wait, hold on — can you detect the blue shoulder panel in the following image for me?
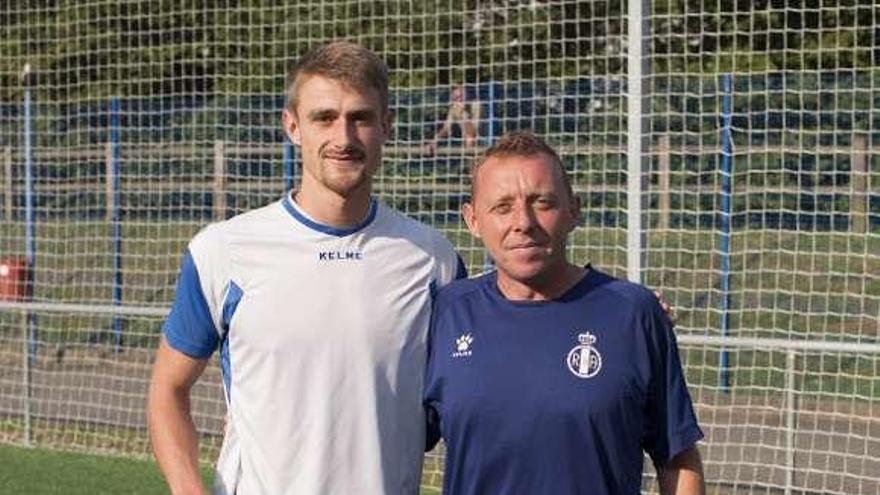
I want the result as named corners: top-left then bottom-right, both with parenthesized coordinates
top-left (162, 251), bottom-right (219, 358)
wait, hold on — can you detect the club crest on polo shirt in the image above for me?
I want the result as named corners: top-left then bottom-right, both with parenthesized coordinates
top-left (451, 332), bottom-right (473, 358)
top-left (566, 332), bottom-right (602, 378)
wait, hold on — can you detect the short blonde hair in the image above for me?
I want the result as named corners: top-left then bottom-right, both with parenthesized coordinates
top-left (285, 41), bottom-right (389, 113)
top-left (470, 131), bottom-right (572, 199)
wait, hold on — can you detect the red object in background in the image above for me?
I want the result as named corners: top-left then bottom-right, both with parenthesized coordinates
top-left (0, 257), bottom-right (30, 301)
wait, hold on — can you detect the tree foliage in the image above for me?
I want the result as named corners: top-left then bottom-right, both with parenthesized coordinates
top-left (1, 1), bottom-right (879, 104)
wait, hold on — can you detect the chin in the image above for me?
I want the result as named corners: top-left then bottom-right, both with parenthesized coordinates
top-left (497, 262), bottom-right (548, 284)
top-left (329, 177), bottom-right (370, 197)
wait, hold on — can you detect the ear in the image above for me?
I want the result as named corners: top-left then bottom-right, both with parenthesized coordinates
top-left (462, 201), bottom-right (481, 239)
top-left (282, 108), bottom-right (301, 146)
top-left (381, 109), bottom-right (394, 141)
top-left (566, 194), bottom-right (582, 234)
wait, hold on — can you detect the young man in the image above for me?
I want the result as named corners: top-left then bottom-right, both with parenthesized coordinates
top-left (147, 41), bottom-right (465, 495)
top-left (423, 132), bottom-right (705, 495)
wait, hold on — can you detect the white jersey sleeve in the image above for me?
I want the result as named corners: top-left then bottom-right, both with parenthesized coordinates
top-left (162, 223), bottom-right (232, 358)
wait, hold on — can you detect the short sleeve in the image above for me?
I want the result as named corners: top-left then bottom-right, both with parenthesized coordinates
top-left (642, 302), bottom-right (703, 469)
top-left (162, 250), bottom-right (219, 358)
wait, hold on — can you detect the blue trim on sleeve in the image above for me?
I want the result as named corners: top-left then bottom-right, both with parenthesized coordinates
top-left (282, 193), bottom-right (377, 237)
top-left (162, 251), bottom-right (219, 359)
top-left (219, 281), bottom-right (243, 402)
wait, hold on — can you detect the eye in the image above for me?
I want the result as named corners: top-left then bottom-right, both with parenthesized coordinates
top-left (533, 196), bottom-right (558, 210)
top-left (490, 203), bottom-right (512, 215)
top-left (310, 112), bottom-right (337, 125)
top-left (351, 112), bottom-right (376, 126)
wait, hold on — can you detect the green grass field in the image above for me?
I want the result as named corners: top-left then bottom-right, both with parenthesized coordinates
top-left (0, 443), bottom-right (211, 494)
top-left (0, 443), bottom-right (441, 494)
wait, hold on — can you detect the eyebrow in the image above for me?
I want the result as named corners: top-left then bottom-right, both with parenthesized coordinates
top-left (486, 191), bottom-right (558, 204)
top-left (348, 108), bottom-right (378, 121)
top-left (306, 108), bottom-right (377, 122)
top-left (307, 108), bottom-right (338, 121)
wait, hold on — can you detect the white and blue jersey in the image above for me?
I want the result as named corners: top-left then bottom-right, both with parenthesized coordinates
top-left (163, 192), bottom-right (465, 495)
top-left (424, 267), bottom-right (703, 495)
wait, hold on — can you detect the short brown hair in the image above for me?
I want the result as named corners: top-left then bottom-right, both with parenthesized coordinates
top-left (470, 131), bottom-right (572, 198)
top-left (285, 41), bottom-right (389, 113)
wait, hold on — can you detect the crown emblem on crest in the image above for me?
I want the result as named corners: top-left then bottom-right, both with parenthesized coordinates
top-left (578, 332), bottom-right (596, 345)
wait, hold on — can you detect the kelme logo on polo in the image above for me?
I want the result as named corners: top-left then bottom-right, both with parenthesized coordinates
top-left (452, 333), bottom-right (473, 358)
top-left (566, 332), bottom-right (602, 378)
top-left (318, 250), bottom-right (363, 261)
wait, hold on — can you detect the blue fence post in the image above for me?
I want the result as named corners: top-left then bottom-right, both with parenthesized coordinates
top-left (719, 73), bottom-right (734, 392)
top-left (110, 97), bottom-right (123, 352)
top-left (283, 139), bottom-right (296, 193)
top-left (480, 81), bottom-right (501, 272)
top-left (23, 66), bottom-right (38, 365)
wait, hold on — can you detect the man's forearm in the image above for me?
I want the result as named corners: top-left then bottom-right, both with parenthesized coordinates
top-left (148, 339), bottom-right (210, 495)
top-left (658, 446), bottom-right (705, 495)
top-left (148, 384), bottom-right (208, 495)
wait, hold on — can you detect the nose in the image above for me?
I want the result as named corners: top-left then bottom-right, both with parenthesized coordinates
top-left (329, 117), bottom-right (358, 145)
top-left (511, 203), bottom-right (536, 232)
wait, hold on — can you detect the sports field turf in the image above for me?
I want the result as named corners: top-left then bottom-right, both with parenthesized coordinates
top-left (0, 443), bottom-right (441, 494)
top-left (0, 443), bottom-right (207, 494)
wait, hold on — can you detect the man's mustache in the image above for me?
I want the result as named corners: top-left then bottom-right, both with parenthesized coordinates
top-left (320, 144), bottom-right (365, 160)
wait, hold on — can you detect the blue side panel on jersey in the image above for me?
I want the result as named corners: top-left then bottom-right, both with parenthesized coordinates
top-left (163, 251), bottom-right (219, 358)
top-left (220, 337), bottom-right (232, 403)
top-left (222, 281), bottom-right (243, 332)
top-left (220, 280), bottom-right (243, 401)
top-left (282, 194), bottom-right (378, 236)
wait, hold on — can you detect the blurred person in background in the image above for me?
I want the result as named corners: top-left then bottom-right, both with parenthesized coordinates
top-left (424, 84), bottom-right (480, 155)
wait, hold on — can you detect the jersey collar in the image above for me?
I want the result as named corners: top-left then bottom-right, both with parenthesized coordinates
top-left (282, 191), bottom-right (378, 237)
top-left (485, 264), bottom-right (606, 306)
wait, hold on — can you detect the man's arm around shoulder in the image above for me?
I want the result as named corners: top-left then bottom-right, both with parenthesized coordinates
top-left (658, 445), bottom-right (705, 495)
top-left (147, 336), bottom-right (211, 495)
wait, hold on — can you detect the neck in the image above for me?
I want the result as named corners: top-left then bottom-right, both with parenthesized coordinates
top-left (293, 183), bottom-right (372, 228)
top-left (496, 263), bottom-right (586, 302)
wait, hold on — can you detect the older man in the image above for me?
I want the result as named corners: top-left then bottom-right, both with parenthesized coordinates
top-left (424, 131), bottom-right (705, 495)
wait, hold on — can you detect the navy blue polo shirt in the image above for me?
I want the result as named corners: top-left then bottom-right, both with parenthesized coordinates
top-left (423, 267), bottom-right (703, 495)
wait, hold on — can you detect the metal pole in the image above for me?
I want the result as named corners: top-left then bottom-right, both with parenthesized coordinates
top-left (21, 64), bottom-right (37, 442)
top-left (21, 308), bottom-right (30, 445)
top-left (657, 135), bottom-right (670, 230)
top-left (487, 81), bottom-right (499, 144)
top-left (719, 74), bottom-right (733, 392)
top-left (283, 139), bottom-right (296, 193)
top-left (784, 350), bottom-right (797, 495)
top-left (23, 65), bottom-right (37, 366)
top-left (626, 0), bottom-right (651, 283)
top-left (214, 140), bottom-right (227, 220)
top-left (851, 134), bottom-right (868, 234)
top-left (110, 97), bottom-right (123, 352)
top-left (482, 81), bottom-right (500, 272)
top-left (2, 146), bottom-right (11, 220)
